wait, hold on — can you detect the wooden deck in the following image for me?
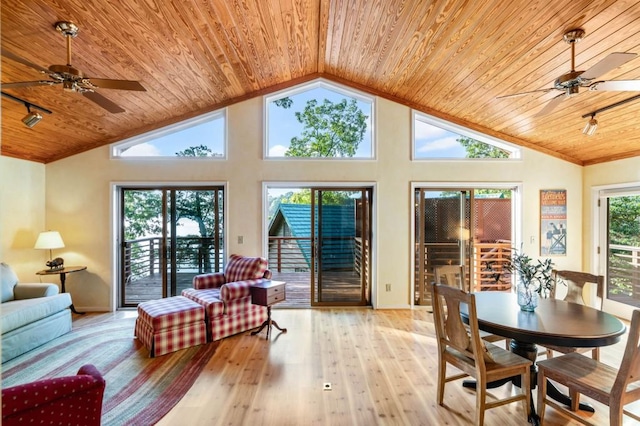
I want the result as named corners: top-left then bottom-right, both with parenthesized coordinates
top-left (123, 271), bottom-right (365, 308)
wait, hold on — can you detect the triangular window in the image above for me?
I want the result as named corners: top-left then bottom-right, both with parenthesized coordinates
top-left (413, 111), bottom-right (518, 160)
top-left (112, 110), bottom-right (226, 158)
top-left (265, 79), bottom-right (374, 159)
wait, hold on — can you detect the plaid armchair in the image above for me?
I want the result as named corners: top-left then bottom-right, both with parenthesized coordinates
top-left (182, 254), bottom-right (270, 341)
top-left (2, 364), bottom-right (105, 426)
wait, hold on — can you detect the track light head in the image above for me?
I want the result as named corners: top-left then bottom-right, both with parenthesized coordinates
top-left (22, 105), bottom-right (43, 128)
top-left (582, 114), bottom-right (598, 136)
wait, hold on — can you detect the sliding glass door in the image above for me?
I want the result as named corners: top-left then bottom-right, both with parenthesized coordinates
top-left (119, 186), bottom-right (224, 307)
top-left (311, 188), bottom-right (372, 306)
top-left (598, 188), bottom-right (640, 317)
top-left (414, 186), bottom-right (514, 307)
top-left (266, 185), bottom-right (373, 307)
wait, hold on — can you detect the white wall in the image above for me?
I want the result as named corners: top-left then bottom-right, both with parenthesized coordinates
top-left (4, 95), bottom-right (584, 311)
top-left (0, 157), bottom-right (48, 282)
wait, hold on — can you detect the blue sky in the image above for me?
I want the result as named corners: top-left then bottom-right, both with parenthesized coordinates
top-left (120, 117), bottom-right (225, 156)
top-left (414, 119), bottom-right (467, 158)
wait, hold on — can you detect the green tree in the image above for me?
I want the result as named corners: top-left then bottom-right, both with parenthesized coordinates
top-left (281, 189), bottom-right (352, 205)
top-left (609, 196), bottom-right (640, 246)
top-left (457, 136), bottom-right (510, 159)
top-left (275, 96), bottom-right (367, 157)
top-left (124, 146), bottom-right (222, 273)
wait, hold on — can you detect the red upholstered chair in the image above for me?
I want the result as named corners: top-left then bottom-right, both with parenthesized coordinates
top-left (182, 254), bottom-right (270, 341)
top-left (1, 364), bottom-right (105, 426)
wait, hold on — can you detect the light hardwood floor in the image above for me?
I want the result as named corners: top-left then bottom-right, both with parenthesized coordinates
top-left (75, 308), bottom-right (638, 425)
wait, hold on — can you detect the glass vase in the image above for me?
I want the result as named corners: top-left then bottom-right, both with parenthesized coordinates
top-left (517, 282), bottom-right (538, 311)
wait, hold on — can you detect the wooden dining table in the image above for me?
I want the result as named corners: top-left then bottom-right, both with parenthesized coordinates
top-left (460, 292), bottom-right (626, 425)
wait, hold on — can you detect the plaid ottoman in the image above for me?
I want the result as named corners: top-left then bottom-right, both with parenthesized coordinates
top-left (135, 296), bottom-right (206, 357)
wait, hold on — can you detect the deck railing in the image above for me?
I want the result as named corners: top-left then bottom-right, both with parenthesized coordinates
top-left (609, 244), bottom-right (640, 304)
top-left (123, 236), bottom-right (223, 283)
top-left (267, 235), bottom-right (361, 272)
top-left (123, 236), bottom-right (639, 306)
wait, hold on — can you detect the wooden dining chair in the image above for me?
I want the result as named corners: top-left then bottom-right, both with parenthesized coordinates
top-left (537, 309), bottom-right (640, 425)
top-left (434, 265), bottom-right (509, 349)
top-left (434, 264), bottom-right (467, 291)
top-left (544, 270), bottom-right (605, 360)
top-left (429, 282), bottom-right (531, 425)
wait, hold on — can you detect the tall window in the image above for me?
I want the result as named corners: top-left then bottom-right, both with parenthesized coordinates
top-left (265, 79), bottom-right (374, 159)
top-left (111, 110), bottom-right (226, 158)
top-left (413, 111), bottom-right (518, 160)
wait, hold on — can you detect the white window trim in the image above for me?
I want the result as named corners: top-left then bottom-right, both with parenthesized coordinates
top-left (411, 110), bottom-right (521, 161)
top-left (110, 109), bottom-right (227, 159)
top-left (263, 78), bottom-right (376, 160)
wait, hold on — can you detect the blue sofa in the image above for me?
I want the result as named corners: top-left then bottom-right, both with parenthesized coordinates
top-left (1, 263), bottom-right (72, 363)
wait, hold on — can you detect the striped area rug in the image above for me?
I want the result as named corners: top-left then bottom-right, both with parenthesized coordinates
top-left (1, 318), bottom-right (219, 425)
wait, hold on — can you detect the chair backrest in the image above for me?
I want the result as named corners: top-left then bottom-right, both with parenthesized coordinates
top-left (430, 282), bottom-right (488, 368)
top-left (612, 309), bottom-right (640, 400)
top-left (434, 265), bottom-right (466, 291)
top-left (551, 270), bottom-right (604, 309)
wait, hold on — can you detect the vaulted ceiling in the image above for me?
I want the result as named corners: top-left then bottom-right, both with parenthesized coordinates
top-left (2, 0), bottom-right (640, 165)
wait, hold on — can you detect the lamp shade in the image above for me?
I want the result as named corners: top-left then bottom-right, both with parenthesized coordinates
top-left (34, 231), bottom-right (65, 250)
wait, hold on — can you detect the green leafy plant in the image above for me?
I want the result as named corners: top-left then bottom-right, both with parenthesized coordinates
top-left (505, 249), bottom-right (554, 298)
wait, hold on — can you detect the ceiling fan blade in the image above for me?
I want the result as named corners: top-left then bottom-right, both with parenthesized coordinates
top-left (2, 80), bottom-right (59, 89)
top-left (82, 91), bottom-right (125, 113)
top-left (580, 52), bottom-right (637, 81)
top-left (496, 88), bottom-right (556, 99)
top-left (86, 78), bottom-right (146, 91)
top-left (589, 80), bottom-right (640, 91)
top-left (1, 49), bottom-right (51, 74)
top-left (534, 93), bottom-right (566, 117)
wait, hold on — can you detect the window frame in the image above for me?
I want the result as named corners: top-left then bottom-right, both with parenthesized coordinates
top-left (110, 109), bottom-right (227, 160)
top-left (411, 110), bottom-right (520, 161)
top-left (263, 78), bottom-right (376, 160)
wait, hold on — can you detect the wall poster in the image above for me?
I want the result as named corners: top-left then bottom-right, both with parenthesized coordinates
top-left (540, 189), bottom-right (567, 256)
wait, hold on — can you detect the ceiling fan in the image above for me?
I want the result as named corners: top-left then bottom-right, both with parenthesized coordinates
top-left (498, 28), bottom-right (640, 116)
top-left (1, 21), bottom-right (145, 113)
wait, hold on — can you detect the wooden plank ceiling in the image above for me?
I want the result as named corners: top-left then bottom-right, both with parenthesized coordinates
top-left (2, 0), bottom-right (640, 165)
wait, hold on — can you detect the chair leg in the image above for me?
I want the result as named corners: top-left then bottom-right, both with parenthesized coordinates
top-left (437, 359), bottom-right (446, 406)
top-left (610, 399), bottom-right (623, 426)
top-left (592, 347), bottom-right (600, 361)
top-left (537, 370), bottom-right (548, 424)
top-left (522, 369), bottom-right (531, 422)
top-left (570, 388), bottom-right (580, 412)
top-left (546, 348), bottom-right (553, 359)
top-left (475, 384), bottom-right (486, 426)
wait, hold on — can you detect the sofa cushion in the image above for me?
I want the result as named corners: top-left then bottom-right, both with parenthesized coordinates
top-left (1, 293), bottom-right (72, 335)
top-left (224, 255), bottom-right (268, 282)
top-left (1, 263), bottom-right (19, 303)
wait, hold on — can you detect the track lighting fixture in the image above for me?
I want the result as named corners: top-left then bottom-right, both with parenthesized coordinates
top-left (22, 105), bottom-right (43, 128)
top-left (582, 114), bottom-right (598, 136)
top-left (581, 93), bottom-right (640, 136)
top-left (1, 91), bottom-right (52, 128)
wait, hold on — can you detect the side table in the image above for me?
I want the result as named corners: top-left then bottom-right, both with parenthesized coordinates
top-left (250, 280), bottom-right (287, 339)
top-left (36, 266), bottom-right (87, 315)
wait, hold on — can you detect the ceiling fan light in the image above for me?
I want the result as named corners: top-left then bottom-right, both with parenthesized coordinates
top-left (22, 110), bottom-right (42, 128)
top-left (583, 117), bottom-right (598, 136)
top-left (63, 80), bottom-right (75, 92)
